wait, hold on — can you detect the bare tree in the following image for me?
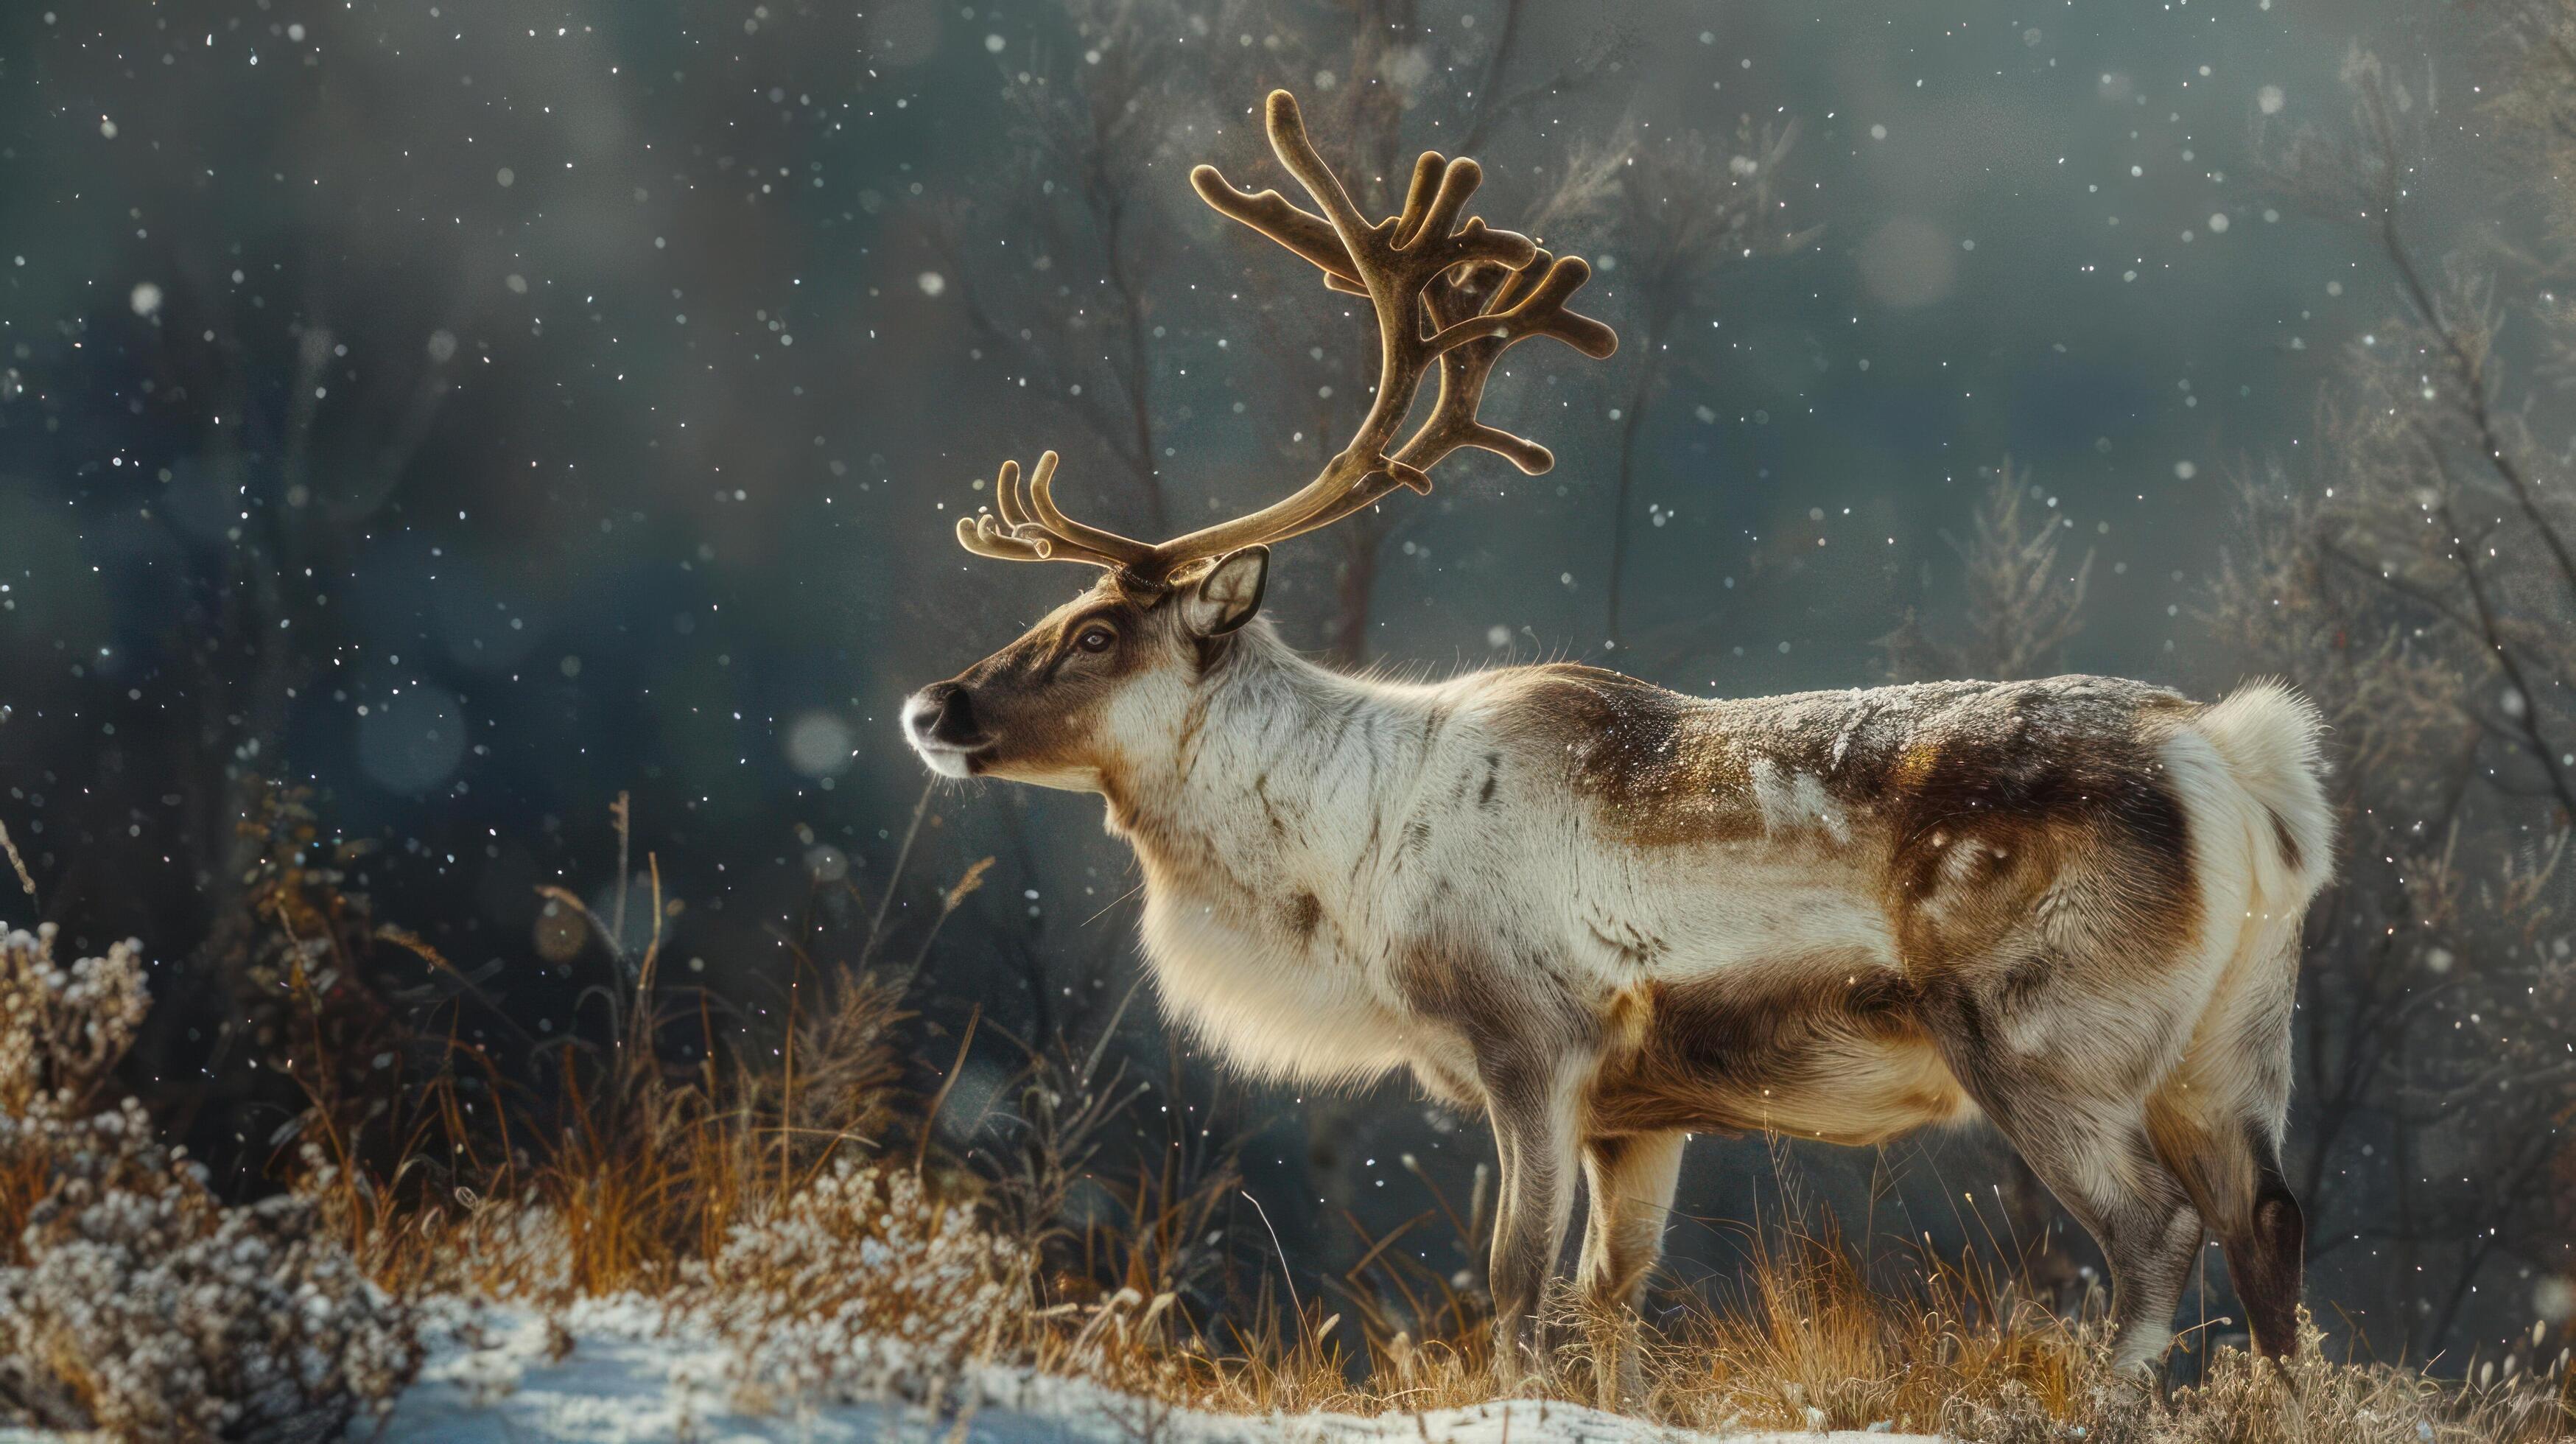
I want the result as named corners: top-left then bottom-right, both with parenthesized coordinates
top-left (1534, 119), bottom-right (1810, 651)
top-left (2208, 13), bottom-right (2576, 1358)
top-left (938, 1), bottom-right (1233, 540)
top-left (1878, 459), bottom-right (2093, 685)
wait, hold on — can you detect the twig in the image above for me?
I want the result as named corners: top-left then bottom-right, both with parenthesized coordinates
top-left (374, 925), bottom-right (539, 1045)
top-left (0, 819), bottom-right (35, 911)
top-left (1344, 1208), bottom-right (1434, 1283)
top-left (1079, 972), bottom-right (1149, 1087)
top-left (915, 1006), bottom-right (983, 1176)
top-left (637, 852), bottom-right (664, 1007)
top-left (1242, 1188), bottom-right (1304, 1330)
top-left (860, 781), bottom-right (936, 971)
top-left (887, 856), bottom-right (992, 997)
top-left (2436, 497), bottom-right (2576, 814)
top-left (608, 791), bottom-right (633, 966)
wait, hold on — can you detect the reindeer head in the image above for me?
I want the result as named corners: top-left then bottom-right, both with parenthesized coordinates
top-left (901, 539), bottom-right (1273, 788)
top-left (904, 90), bottom-right (1615, 792)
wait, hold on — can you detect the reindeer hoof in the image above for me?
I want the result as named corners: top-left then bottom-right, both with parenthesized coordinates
top-left (2096, 1356), bottom-right (2168, 1412)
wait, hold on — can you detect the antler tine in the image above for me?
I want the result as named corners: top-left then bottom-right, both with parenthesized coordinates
top-left (1428, 252), bottom-right (1619, 360)
top-left (992, 457), bottom-right (1034, 531)
top-left (1249, 248), bottom-right (1620, 548)
top-left (1396, 156), bottom-right (1503, 267)
top-left (1388, 150), bottom-right (1448, 250)
top-left (957, 514), bottom-right (1046, 561)
top-left (950, 451), bottom-right (1157, 572)
top-left (1189, 166), bottom-right (1366, 296)
top-left (1403, 249), bottom-right (1615, 466)
top-left (1254, 89), bottom-right (1377, 253)
top-left (1020, 451), bottom-right (1156, 567)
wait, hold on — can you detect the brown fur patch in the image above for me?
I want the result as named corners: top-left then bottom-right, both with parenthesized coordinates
top-left (2267, 807), bottom-right (2303, 875)
top-left (1874, 683), bottom-right (2205, 985)
top-left (1495, 672), bottom-right (2207, 899)
top-left (1252, 771), bottom-right (1290, 837)
top-left (1587, 956), bottom-right (1963, 1143)
top-left (1173, 686), bottom-right (1216, 773)
top-left (1492, 667), bottom-right (1763, 847)
top-left (2144, 1088), bottom-right (2259, 1234)
top-left (1392, 939), bottom-right (1598, 1093)
top-left (1487, 672), bottom-right (2213, 1042)
top-left (1284, 890), bottom-right (1324, 941)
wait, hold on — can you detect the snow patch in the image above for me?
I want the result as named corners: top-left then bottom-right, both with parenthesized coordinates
top-left (373, 1298), bottom-right (1934, 1443)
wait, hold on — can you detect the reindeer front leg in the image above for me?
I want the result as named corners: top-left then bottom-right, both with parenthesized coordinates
top-left (1481, 1052), bottom-right (1585, 1381)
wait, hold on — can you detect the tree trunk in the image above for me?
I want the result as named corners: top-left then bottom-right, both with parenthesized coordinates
top-left (1604, 335), bottom-right (1660, 650)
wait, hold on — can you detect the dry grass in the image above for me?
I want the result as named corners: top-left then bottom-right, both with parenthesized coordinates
top-left (4, 793), bottom-right (2572, 1441)
top-left (1021, 1208), bottom-right (2576, 1443)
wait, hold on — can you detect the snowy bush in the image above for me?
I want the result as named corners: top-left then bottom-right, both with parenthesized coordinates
top-left (684, 1158), bottom-right (1028, 1410)
top-left (434, 1199), bottom-right (582, 1303)
top-left (0, 924), bottom-right (149, 1118)
top-left (0, 925), bottom-right (421, 1439)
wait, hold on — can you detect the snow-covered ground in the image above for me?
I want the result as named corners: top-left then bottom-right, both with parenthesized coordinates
top-left (374, 1298), bottom-right (1934, 1443)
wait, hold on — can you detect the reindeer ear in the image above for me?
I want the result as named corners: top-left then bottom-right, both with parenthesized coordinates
top-left (1180, 546), bottom-right (1269, 637)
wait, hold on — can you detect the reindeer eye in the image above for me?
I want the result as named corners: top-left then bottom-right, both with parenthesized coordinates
top-left (1075, 625), bottom-right (1116, 653)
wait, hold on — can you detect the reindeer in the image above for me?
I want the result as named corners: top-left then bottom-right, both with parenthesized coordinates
top-left (905, 91), bottom-right (2332, 1392)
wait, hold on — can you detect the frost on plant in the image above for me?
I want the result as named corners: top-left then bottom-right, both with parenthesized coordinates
top-left (0, 924), bottom-right (149, 1119)
top-left (684, 1158), bottom-right (1029, 1411)
top-left (0, 924), bottom-right (420, 1438)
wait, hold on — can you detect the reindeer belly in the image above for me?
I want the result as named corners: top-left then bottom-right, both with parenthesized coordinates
top-left (1138, 894), bottom-right (1415, 1087)
top-left (1587, 947), bottom-right (1975, 1145)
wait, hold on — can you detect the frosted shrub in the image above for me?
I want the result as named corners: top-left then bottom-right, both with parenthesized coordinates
top-left (0, 1120), bottom-right (420, 1438)
top-left (687, 1159), bottom-right (1028, 1409)
top-left (0, 924), bottom-right (149, 1117)
top-left (438, 1199), bottom-right (580, 1303)
top-left (0, 926), bottom-right (420, 1439)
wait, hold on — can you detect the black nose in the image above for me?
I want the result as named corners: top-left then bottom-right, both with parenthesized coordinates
top-left (911, 682), bottom-right (982, 746)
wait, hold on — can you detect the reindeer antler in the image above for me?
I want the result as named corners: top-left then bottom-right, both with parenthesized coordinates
top-left (955, 451), bottom-right (1157, 569)
top-left (955, 88), bottom-right (1615, 581)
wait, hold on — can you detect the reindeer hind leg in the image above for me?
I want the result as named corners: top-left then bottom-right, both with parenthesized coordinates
top-left (2229, 1132), bottom-right (2306, 1361)
top-left (1996, 1093), bottom-right (2205, 1381)
top-left (1920, 962), bottom-right (2206, 1384)
top-left (2147, 935), bottom-right (2305, 1361)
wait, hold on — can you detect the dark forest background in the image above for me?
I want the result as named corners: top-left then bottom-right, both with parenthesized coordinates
top-left (1, 0), bottom-right (2570, 1372)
